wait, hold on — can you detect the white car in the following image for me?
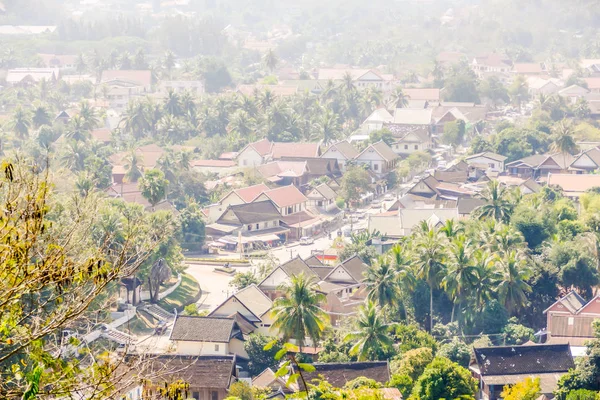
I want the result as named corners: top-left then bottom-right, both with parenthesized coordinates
top-left (384, 193), bottom-right (394, 201)
top-left (299, 236), bottom-right (314, 245)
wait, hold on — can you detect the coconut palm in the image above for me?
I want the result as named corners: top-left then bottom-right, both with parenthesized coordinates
top-left (440, 219), bottom-right (463, 239)
top-left (344, 301), bottom-right (394, 361)
top-left (163, 50), bottom-right (176, 78)
top-left (164, 89), bottom-right (183, 116)
top-left (497, 251), bottom-right (531, 315)
top-left (342, 72), bottom-right (355, 92)
top-left (271, 273), bottom-right (328, 349)
top-left (66, 115), bottom-right (90, 142)
top-left (139, 169), bottom-right (168, 209)
top-left (475, 180), bottom-right (513, 222)
top-left (443, 235), bottom-right (477, 323)
top-left (364, 256), bottom-right (400, 309)
top-left (263, 49), bottom-right (279, 73)
top-left (79, 101), bottom-right (100, 130)
top-left (60, 141), bottom-right (88, 171)
top-left (312, 110), bottom-right (341, 144)
top-left (121, 101), bottom-right (150, 139)
top-left (123, 150), bottom-right (144, 183)
top-left (550, 120), bottom-right (579, 168)
top-left (10, 107), bottom-right (31, 140)
top-left (32, 104), bottom-right (51, 129)
top-left (388, 87), bottom-right (410, 109)
top-left (413, 222), bottom-right (446, 331)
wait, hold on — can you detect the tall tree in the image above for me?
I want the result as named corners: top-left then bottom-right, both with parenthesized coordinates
top-left (389, 87), bottom-right (410, 109)
top-left (32, 104), bottom-right (51, 129)
top-left (123, 150), bottom-right (144, 183)
top-left (443, 236), bottom-right (477, 323)
top-left (344, 301), bottom-right (394, 361)
top-left (271, 273), bottom-right (328, 349)
top-left (475, 180), bottom-right (513, 222)
top-left (138, 169), bottom-right (169, 209)
top-left (365, 256), bottom-right (400, 309)
top-left (263, 49), bottom-right (279, 73)
top-left (10, 107), bottom-right (31, 140)
top-left (498, 251), bottom-right (531, 315)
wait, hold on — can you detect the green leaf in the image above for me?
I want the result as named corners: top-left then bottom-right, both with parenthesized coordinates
top-left (297, 363), bottom-right (316, 373)
top-left (274, 348), bottom-right (287, 361)
top-left (287, 373), bottom-right (299, 385)
top-left (263, 339), bottom-right (278, 351)
top-left (275, 362), bottom-right (290, 378)
top-left (283, 342), bottom-right (299, 352)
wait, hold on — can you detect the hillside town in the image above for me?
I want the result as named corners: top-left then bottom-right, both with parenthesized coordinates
top-left (3, 1), bottom-right (600, 400)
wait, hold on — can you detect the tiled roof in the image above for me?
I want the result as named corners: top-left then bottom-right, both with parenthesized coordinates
top-left (249, 138), bottom-right (272, 156)
top-left (124, 355), bottom-right (236, 390)
top-left (392, 108), bottom-right (433, 125)
top-left (340, 255), bottom-right (369, 282)
top-left (101, 70), bottom-right (152, 86)
top-left (466, 152), bottom-right (507, 162)
top-left (314, 183), bottom-right (337, 200)
top-left (457, 198), bottom-right (486, 215)
top-left (263, 185), bottom-right (308, 208)
top-left (271, 142), bottom-right (320, 159)
top-left (90, 128), bottom-right (112, 143)
top-left (280, 256), bottom-right (317, 278)
top-left (309, 266), bottom-right (334, 279)
top-left (234, 183), bottom-right (270, 203)
top-left (473, 344), bottom-right (574, 376)
top-left (225, 200), bottom-right (281, 224)
top-left (584, 77), bottom-right (600, 90)
top-left (434, 169), bottom-right (468, 183)
top-left (304, 255), bottom-right (324, 267)
top-left (403, 88), bottom-right (440, 101)
top-left (544, 291), bottom-right (586, 314)
top-left (170, 316), bottom-right (237, 342)
top-left (233, 284), bottom-right (272, 317)
top-left (362, 141), bottom-right (399, 162)
top-left (325, 140), bottom-right (360, 159)
top-left (547, 173), bottom-right (600, 195)
top-left (257, 161), bottom-right (307, 179)
top-left (301, 361), bottom-right (390, 390)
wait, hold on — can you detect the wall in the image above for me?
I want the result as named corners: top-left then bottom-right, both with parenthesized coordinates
top-left (259, 268), bottom-right (289, 290)
top-left (466, 156), bottom-right (504, 172)
top-left (176, 340), bottom-right (228, 356)
top-left (237, 148), bottom-right (264, 167)
top-left (211, 297), bottom-right (258, 322)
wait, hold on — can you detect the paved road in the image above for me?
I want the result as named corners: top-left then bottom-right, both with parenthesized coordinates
top-left (184, 263), bottom-right (245, 311)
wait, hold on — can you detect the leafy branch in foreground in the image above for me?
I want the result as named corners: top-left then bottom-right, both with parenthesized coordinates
top-left (264, 340), bottom-right (315, 397)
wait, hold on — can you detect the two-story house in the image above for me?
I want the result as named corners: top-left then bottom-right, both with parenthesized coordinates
top-left (204, 183), bottom-right (270, 223)
top-left (355, 141), bottom-right (399, 177)
top-left (306, 183), bottom-right (338, 212)
top-left (543, 291), bottom-right (600, 347)
top-left (321, 140), bottom-right (360, 172)
top-left (390, 128), bottom-right (432, 156)
top-left (236, 138), bottom-right (273, 167)
top-left (569, 146), bottom-right (600, 173)
top-left (169, 316), bottom-right (247, 358)
top-left (255, 185), bottom-right (307, 216)
top-left (465, 152), bottom-right (507, 173)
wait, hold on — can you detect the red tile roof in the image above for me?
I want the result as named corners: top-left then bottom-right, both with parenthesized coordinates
top-left (234, 183), bottom-right (270, 203)
top-left (263, 185), bottom-right (308, 207)
top-left (584, 77), bottom-right (600, 90)
top-left (90, 128), bottom-right (112, 143)
top-left (271, 142), bottom-right (320, 159)
top-left (249, 138), bottom-right (272, 156)
top-left (101, 70), bottom-right (152, 86)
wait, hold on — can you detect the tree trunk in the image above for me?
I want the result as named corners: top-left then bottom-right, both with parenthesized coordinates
top-left (450, 301), bottom-right (456, 323)
top-left (429, 285), bottom-right (433, 332)
top-left (148, 277), bottom-right (156, 303)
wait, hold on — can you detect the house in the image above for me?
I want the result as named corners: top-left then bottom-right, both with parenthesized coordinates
top-left (109, 144), bottom-right (166, 183)
top-left (204, 183), bottom-right (270, 223)
top-left (547, 173), bottom-right (600, 198)
top-left (505, 153), bottom-right (576, 178)
top-left (355, 141), bottom-right (399, 177)
top-left (271, 142), bottom-right (321, 159)
top-left (306, 183), bottom-right (338, 212)
top-left (237, 138), bottom-right (273, 167)
top-left (317, 68), bottom-right (396, 92)
top-left (252, 368), bottom-right (291, 394)
top-left (120, 355), bottom-right (238, 400)
top-left (543, 291), bottom-right (600, 348)
top-left (471, 53), bottom-right (512, 77)
top-left (321, 140), bottom-right (360, 172)
top-left (209, 284), bottom-right (274, 336)
top-left (392, 108), bottom-right (433, 126)
top-left (38, 54), bottom-right (77, 70)
top-left (584, 77), bottom-right (600, 93)
top-left (259, 257), bottom-right (319, 299)
top-left (257, 161), bottom-right (310, 187)
top-left (90, 128), bottom-right (112, 144)
top-left (100, 70), bottom-right (152, 91)
top-left (402, 88), bottom-right (441, 102)
top-left (431, 105), bottom-right (489, 134)
top-left (465, 152), bottom-right (507, 172)
top-left (236, 139), bottom-right (321, 167)
top-left (255, 185), bottom-right (308, 216)
top-left (390, 127), bottom-right (432, 156)
top-left (527, 77), bottom-right (561, 96)
top-left (299, 361), bottom-right (391, 391)
top-left (159, 80), bottom-right (205, 96)
top-left (359, 108), bottom-right (394, 134)
top-left (471, 344), bottom-right (574, 400)
top-left (6, 68), bottom-right (59, 85)
top-left (512, 63), bottom-right (546, 76)
top-left (558, 84), bottom-right (590, 103)
top-left (398, 207), bottom-right (459, 235)
top-left (169, 316), bottom-right (247, 357)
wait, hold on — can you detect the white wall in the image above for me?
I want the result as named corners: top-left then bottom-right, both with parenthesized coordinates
top-left (466, 156), bottom-right (504, 172)
top-left (259, 268), bottom-right (289, 290)
top-left (175, 340), bottom-right (228, 356)
top-left (237, 148), bottom-right (264, 167)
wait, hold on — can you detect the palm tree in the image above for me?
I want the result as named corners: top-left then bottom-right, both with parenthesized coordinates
top-left (32, 104), bottom-right (51, 129)
top-left (475, 180), bottom-right (513, 222)
top-left (163, 50), bottom-right (176, 78)
top-left (263, 49), bottom-right (279, 73)
top-left (138, 169), bottom-right (168, 209)
top-left (342, 72), bottom-right (355, 92)
top-left (440, 219), bottom-right (463, 238)
top-left (413, 222), bottom-right (446, 331)
top-left (388, 87), bottom-right (410, 109)
top-left (497, 251), bottom-right (531, 315)
top-left (164, 89), bottom-right (183, 116)
top-left (120, 101), bottom-right (150, 139)
top-left (271, 273), bottom-right (328, 349)
top-left (443, 236), bottom-right (477, 323)
top-left (228, 110), bottom-right (255, 137)
top-left (60, 141), bottom-right (88, 171)
top-left (79, 101), bottom-right (100, 130)
top-left (344, 301), bottom-right (394, 361)
top-left (123, 150), bottom-right (144, 183)
top-left (65, 115), bottom-right (90, 142)
top-left (312, 110), bottom-right (341, 144)
top-left (550, 120), bottom-right (579, 169)
top-left (75, 53), bottom-right (87, 74)
top-left (364, 256), bottom-right (400, 309)
top-left (10, 107), bottom-right (31, 140)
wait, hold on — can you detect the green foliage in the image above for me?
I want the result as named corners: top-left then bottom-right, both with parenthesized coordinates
top-left (393, 325), bottom-right (438, 354)
top-left (340, 165), bottom-right (371, 205)
top-left (565, 389), bottom-right (600, 400)
top-left (229, 271), bottom-right (259, 291)
top-left (228, 381), bottom-right (253, 400)
top-left (369, 128), bottom-right (395, 146)
top-left (511, 205), bottom-right (552, 250)
top-left (442, 119), bottom-right (466, 146)
top-left (501, 377), bottom-right (541, 400)
top-left (344, 377), bottom-right (382, 390)
top-left (443, 65), bottom-right (480, 103)
top-left (244, 334), bottom-right (283, 377)
top-left (409, 357), bottom-right (476, 400)
top-left (345, 301), bottom-right (395, 361)
top-left (437, 338), bottom-right (471, 367)
top-left (391, 347), bottom-right (434, 381)
top-left (139, 168), bottom-right (169, 207)
top-left (502, 317), bottom-right (534, 345)
top-left (388, 374), bottom-right (413, 398)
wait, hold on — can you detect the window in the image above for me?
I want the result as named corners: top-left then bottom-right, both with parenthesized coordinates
top-left (255, 223), bottom-right (260, 230)
top-left (247, 225), bottom-right (252, 231)
top-left (243, 159), bottom-right (248, 166)
top-left (215, 344), bottom-right (220, 351)
top-left (414, 145), bottom-right (418, 150)
top-left (374, 164), bottom-right (379, 171)
top-left (489, 163), bottom-right (495, 168)
top-left (287, 206), bottom-right (293, 214)
top-left (317, 200), bottom-right (323, 207)
top-left (568, 317), bottom-right (574, 326)
top-left (193, 392), bottom-right (200, 400)
top-left (211, 391), bottom-right (218, 400)
top-left (404, 145), bottom-right (408, 150)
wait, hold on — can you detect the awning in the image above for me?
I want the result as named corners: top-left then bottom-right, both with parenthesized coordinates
top-left (208, 241), bottom-right (226, 248)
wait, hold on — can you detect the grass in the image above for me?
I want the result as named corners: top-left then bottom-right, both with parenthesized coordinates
top-left (157, 273), bottom-right (201, 312)
top-left (214, 266), bottom-right (235, 274)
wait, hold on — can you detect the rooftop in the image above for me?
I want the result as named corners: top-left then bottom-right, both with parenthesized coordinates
top-left (170, 316), bottom-right (238, 342)
top-left (301, 361), bottom-right (390, 390)
top-left (473, 344), bottom-right (574, 376)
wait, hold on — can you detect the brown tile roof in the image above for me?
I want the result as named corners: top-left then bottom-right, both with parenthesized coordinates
top-left (170, 316), bottom-right (239, 342)
top-left (304, 255), bottom-right (324, 267)
top-left (101, 69), bottom-right (152, 86)
top-left (457, 198), bottom-right (486, 215)
top-left (363, 141), bottom-right (399, 162)
top-left (248, 138), bottom-right (272, 156)
top-left (309, 266), bottom-right (334, 279)
top-left (466, 152), bottom-right (507, 162)
top-left (124, 355), bottom-right (236, 390)
top-left (222, 200), bottom-right (281, 224)
top-left (434, 169), bottom-right (468, 183)
top-left (232, 284), bottom-right (273, 317)
top-left (271, 142), bottom-right (320, 159)
top-left (234, 183), bottom-right (270, 203)
top-left (547, 173), bottom-right (600, 195)
top-left (280, 256), bottom-right (318, 278)
top-left (90, 128), bottom-right (112, 143)
top-left (325, 140), bottom-right (359, 159)
top-left (257, 161), bottom-right (307, 179)
top-left (543, 291), bottom-right (586, 314)
top-left (473, 344), bottom-right (574, 376)
top-left (314, 183), bottom-right (337, 200)
top-left (403, 88), bottom-right (440, 101)
top-left (301, 361), bottom-right (390, 390)
top-left (192, 159), bottom-right (237, 167)
top-left (263, 185), bottom-right (308, 208)
top-left (584, 77), bottom-right (600, 90)
top-left (335, 255), bottom-right (369, 282)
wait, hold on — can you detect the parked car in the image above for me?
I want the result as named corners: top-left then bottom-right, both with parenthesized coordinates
top-left (384, 193), bottom-right (394, 201)
top-left (300, 236), bottom-right (314, 245)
